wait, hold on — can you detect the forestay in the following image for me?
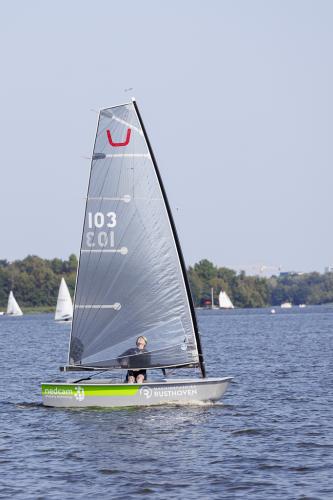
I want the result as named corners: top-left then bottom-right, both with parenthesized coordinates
top-left (68, 101), bottom-right (200, 371)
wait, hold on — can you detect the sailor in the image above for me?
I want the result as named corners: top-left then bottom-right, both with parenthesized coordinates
top-left (118, 336), bottom-right (148, 383)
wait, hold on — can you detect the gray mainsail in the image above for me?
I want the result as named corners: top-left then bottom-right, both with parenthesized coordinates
top-left (67, 100), bottom-right (202, 372)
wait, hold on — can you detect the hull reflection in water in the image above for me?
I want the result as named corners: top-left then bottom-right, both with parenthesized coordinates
top-left (42, 378), bottom-right (232, 408)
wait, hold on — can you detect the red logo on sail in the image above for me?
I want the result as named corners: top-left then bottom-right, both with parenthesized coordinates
top-left (107, 128), bottom-right (131, 147)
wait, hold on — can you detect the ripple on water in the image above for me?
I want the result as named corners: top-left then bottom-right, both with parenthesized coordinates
top-left (0, 309), bottom-right (333, 499)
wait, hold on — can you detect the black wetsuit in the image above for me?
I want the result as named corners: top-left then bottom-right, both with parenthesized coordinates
top-left (118, 347), bottom-right (149, 381)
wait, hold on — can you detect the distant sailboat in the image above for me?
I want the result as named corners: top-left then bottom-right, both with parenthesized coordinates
top-left (55, 278), bottom-right (73, 322)
top-left (7, 291), bottom-right (23, 316)
top-left (281, 302), bottom-right (292, 309)
top-left (219, 290), bottom-right (234, 309)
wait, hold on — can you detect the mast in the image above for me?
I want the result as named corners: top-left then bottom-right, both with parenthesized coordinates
top-left (132, 99), bottom-right (206, 378)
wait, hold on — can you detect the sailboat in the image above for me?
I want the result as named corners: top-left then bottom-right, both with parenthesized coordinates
top-left (6, 291), bottom-right (23, 316)
top-left (41, 99), bottom-right (232, 408)
top-left (219, 290), bottom-right (234, 309)
top-left (55, 277), bottom-right (73, 322)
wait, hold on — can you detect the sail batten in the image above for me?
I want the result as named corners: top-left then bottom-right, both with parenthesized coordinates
top-left (75, 304), bottom-right (121, 309)
top-left (80, 249), bottom-right (128, 254)
top-left (93, 153), bottom-right (151, 159)
top-left (68, 101), bottom-right (202, 373)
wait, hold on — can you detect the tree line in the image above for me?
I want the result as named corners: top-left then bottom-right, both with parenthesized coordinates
top-left (0, 255), bottom-right (332, 309)
top-left (0, 255), bottom-right (77, 308)
top-left (188, 259), bottom-right (333, 307)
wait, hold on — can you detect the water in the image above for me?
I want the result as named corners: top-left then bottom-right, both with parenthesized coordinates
top-left (0, 307), bottom-right (332, 499)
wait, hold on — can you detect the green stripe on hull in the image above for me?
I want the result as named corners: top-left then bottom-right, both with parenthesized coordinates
top-left (42, 384), bottom-right (140, 398)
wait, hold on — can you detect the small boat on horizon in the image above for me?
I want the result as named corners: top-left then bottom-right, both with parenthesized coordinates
top-left (281, 302), bottom-right (292, 309)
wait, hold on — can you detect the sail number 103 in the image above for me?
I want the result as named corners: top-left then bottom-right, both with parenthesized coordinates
top-left (86, 211), bottom-right (117, 248)
top-left (88, 211), bottom-right (117, 228)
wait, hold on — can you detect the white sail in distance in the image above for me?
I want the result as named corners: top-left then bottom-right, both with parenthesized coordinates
top-left (55, 278), bottom-right (73, 321)
top-left (7, 291), bottom-right (23, 316)
top-left (219, 291), bottom-right (234, 309)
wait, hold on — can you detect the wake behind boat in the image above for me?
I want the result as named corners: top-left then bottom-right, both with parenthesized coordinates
top-left (41, 100), bottom-right (232, 408)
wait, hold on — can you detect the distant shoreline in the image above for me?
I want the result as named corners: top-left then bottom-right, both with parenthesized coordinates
top-left (1, 255), bottom-right (333, 310)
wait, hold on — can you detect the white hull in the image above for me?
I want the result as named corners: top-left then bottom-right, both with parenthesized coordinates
top-left (41, 377), bottom-right (232, 408)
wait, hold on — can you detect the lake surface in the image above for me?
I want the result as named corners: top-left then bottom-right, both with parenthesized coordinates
top-left (0, 306), bottom-right (332, 499)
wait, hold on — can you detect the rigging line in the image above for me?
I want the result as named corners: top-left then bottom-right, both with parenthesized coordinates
top-left (73, 368), bottom-right (113, 384)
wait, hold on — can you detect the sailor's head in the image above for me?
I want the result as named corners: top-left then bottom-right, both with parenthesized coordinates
top-left (136, 336), bottom-right (147, 349)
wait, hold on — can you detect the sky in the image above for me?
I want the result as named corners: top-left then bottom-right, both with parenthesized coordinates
top-left (0, 1), bottom-right (332, 275)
